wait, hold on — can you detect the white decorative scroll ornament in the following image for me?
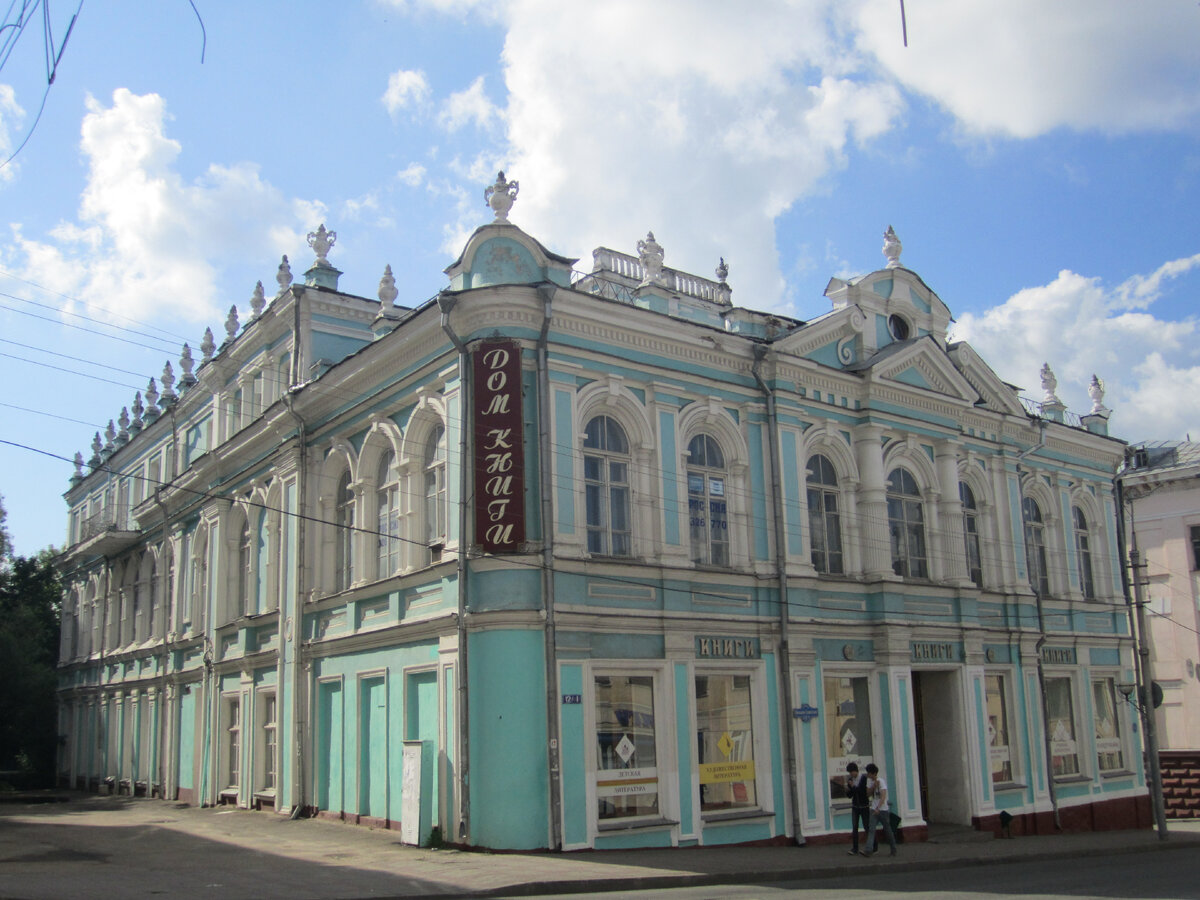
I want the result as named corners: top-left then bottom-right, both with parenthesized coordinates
top-left (883, 225), bottom-right (902, 269)
top-left (837, 334), bottom-right (857, 364)
top-left (201, 327), bottom-right (216, 363)
top-left (1040, 362), bottom-right (1060, 404)
top-left (250, 281), bottom-right (266, 320)
top-left (637, 231), bottom-right (665, 286)
top-left (378, 264), bottom-right (398, 309)
top-left (276, 255), bottom-right (293, 294)
top-left (1088, 374), bottom-right (1109, 415)
top-left (485, 171), bottom-right (519, 223)
top-left (307, 224), bottom-right (336, 264)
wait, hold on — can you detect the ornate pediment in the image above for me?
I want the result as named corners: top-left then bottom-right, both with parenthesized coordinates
top-left (851, 336), bottom-right (979, 403)
top-left (947, 342), bottom-right (1029, 416)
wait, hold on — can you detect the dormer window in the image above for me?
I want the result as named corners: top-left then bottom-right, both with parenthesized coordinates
top-left (888, 314), bottom-right (910, 341)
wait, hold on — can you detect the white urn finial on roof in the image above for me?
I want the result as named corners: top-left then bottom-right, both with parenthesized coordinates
top-left (130, 392), bottom-right (144, 432)
top-left (637, 231), bottom-right (666, 287)
top-left (73, 451), bottom-right (85, 480)
top-left (250, 281), bottom-right (266, 320)
top-left (225, 305), bottom-right (240, 342)
top-left (307, 224), bottom-right (336, 266)
top-left (179, 343), bottom-right (195, 386)
top-left (90, 432), bottom-right (103, 464)
top-left (276, 255), bottom-right (293, 295)
top-left (144, 378), bottom-right (160, 421)
top-left (485, 171), bottom-right (519, 223)
top-left (883, 225), bottom-right (902, 269)
top-left (201, 327), bottom-right (215, 363)
top-left (103, 420), bottom-right (116, 452)
top-left (117, 407), bottom-right (130, 445)
top-left (161, 362), bottom-right (177, 404)
top-left (378, 264), bottom-right (399, 309)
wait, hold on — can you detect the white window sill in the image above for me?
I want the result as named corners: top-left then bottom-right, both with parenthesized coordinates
top-left (597, 816), bottom-right (678, 833)
top-left (702, 808), bottom-right (774, 825)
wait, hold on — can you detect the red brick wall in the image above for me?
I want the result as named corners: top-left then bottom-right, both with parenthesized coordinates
top-left (1160, 751), bottom-right (1200, 819)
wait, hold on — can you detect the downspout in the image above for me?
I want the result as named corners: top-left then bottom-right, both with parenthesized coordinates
top-left (1016, 420), bottom-right (1060, 829)
top-left (752, 344), bottom-right (804, 846)
top-left (283, 391), bottom-right (308, 818)
top-left (155, 492), bottom-right (172, 799)
top-left (438, 290), bottom-right (472, 844)
top-left (536, 285), bottom-right (562, 850)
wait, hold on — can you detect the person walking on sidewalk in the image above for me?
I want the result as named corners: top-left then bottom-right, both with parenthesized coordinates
top-left (861, 762), bottom-right (897, 857)
top-left (844, 762), bottom-right (870, 855)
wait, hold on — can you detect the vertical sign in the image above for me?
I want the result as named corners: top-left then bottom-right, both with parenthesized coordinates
top-left (473, 340), bottom-right (525, 552)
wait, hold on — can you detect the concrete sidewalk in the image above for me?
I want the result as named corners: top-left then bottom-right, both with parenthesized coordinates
top-left (1, 793), bottom-right (1196, 900)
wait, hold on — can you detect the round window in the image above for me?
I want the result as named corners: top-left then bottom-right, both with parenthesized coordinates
top-left (888, 314), bottom-right (910, 341)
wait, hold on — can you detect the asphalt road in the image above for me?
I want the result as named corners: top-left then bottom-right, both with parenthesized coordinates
top-left (521, 844), bottom-right (1200, 900)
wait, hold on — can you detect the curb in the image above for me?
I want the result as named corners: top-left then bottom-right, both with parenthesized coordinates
top-left (372, 835), bottom-right (1198, 900)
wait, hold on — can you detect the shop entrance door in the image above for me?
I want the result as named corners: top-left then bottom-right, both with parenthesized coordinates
top-left (911, 670), bottom-right (971, 824)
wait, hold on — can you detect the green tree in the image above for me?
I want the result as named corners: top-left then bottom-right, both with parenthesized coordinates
top-left (0, 496), bottom-right (62, 787)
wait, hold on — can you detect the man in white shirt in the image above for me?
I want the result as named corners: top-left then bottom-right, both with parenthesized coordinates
top-left (861, 762), bottom-right (897, 856)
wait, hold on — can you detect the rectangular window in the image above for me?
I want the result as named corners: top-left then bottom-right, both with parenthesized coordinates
top-left (1191, 525), bottom-right (1200, 570)
top-left (1045, 677), bottom-right (1080, 777)
top-left (260, 693), bottom-right (278, 791)
top-left (1092, 678), bottom-right (1124, 772)
top-left (226, 696), bottom-right (241, 789)
top-left (594, 674), bottom-right (658, 821)
top-left (985, 674), bottom-right (1013, 784)
top-left (824, 675), bottom-right (872, 800)
top-left (695, 674), bottom-right (756, 813)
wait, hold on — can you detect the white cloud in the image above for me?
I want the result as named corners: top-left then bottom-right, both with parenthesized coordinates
top-left (0, 84), bottom-right (25, 183)
top-left (438, 75), bottom-right (499, 132)
top-left (493, 0), bottom-right (902, 309)
top-left (6, 89), bottom-right (322, 324)
top-left (951, 254), bottom-right (1200, 441)
top-left (845, 0), bottom-right (1200, 138)
top-left (397, 162), bottom-right (427, 186)
top-left (382, 69), bottom-right (431, 115)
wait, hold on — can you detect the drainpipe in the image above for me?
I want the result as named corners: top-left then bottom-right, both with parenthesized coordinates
top-left (536, 285), bottom-right (563, 850)
top-left (438, 290), bottom-right (472, 844)
top-left (155, 492), bottom-right (172, 799)
top-left (1115, 469), bottom-right (1169, 839)
top-left (283, 391), bottom-right (308, 818)
top-left (1016, 421), bottom-right (1060, 829)
top-left (752, 344), bottom-right (804, 846)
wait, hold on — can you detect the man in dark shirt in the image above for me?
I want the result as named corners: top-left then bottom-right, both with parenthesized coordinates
top-left (844, 762), bottom-right (870, 855)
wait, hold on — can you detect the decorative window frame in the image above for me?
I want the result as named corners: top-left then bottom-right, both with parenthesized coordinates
top-left (574, 380), bottom-right (655, 562)
top-left (678, 402), bottom-right (751, 570)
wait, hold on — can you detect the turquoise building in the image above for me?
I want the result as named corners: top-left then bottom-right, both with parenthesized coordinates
top-left (55, 180), bottom-right (1148, 849)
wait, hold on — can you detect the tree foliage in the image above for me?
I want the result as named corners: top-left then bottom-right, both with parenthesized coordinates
top-left (0, 495), bottom-right (61, 786)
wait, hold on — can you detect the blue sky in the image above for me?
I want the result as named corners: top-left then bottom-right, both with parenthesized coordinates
top-left (1, 0), bottom-right (1198, 554)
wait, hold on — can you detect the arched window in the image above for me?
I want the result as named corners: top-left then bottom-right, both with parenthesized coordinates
top-left (887, 467), bottom-right (927, 578)
top-left (807, 454), bottom-right (844, 575)
top-left (334, 471), bottom-right (355, 591)
top-left (188, 527), bottom-right (208, 632)
top-left (1073, 506), bottom-right (1095, 600)
top-left (960, 482), bottom-right (983, 588)
top-left (687, 433), bottom-right (728, 567)
top-left (1023, 497), bottom-right (1049, 598)
top-left (424, 426), bottom-right (447, 549)
top-left (584, 415), bottom-right (631, 557)
top-left (377, 451), bottom-right (401, 577)
top-left (237, 515), bottom-right (252, 616)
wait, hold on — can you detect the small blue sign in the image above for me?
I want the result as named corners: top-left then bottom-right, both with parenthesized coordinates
top-left (561, 694), bottom-right (582, 705)
top-left (794, 704), bottom-right (818, 722)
